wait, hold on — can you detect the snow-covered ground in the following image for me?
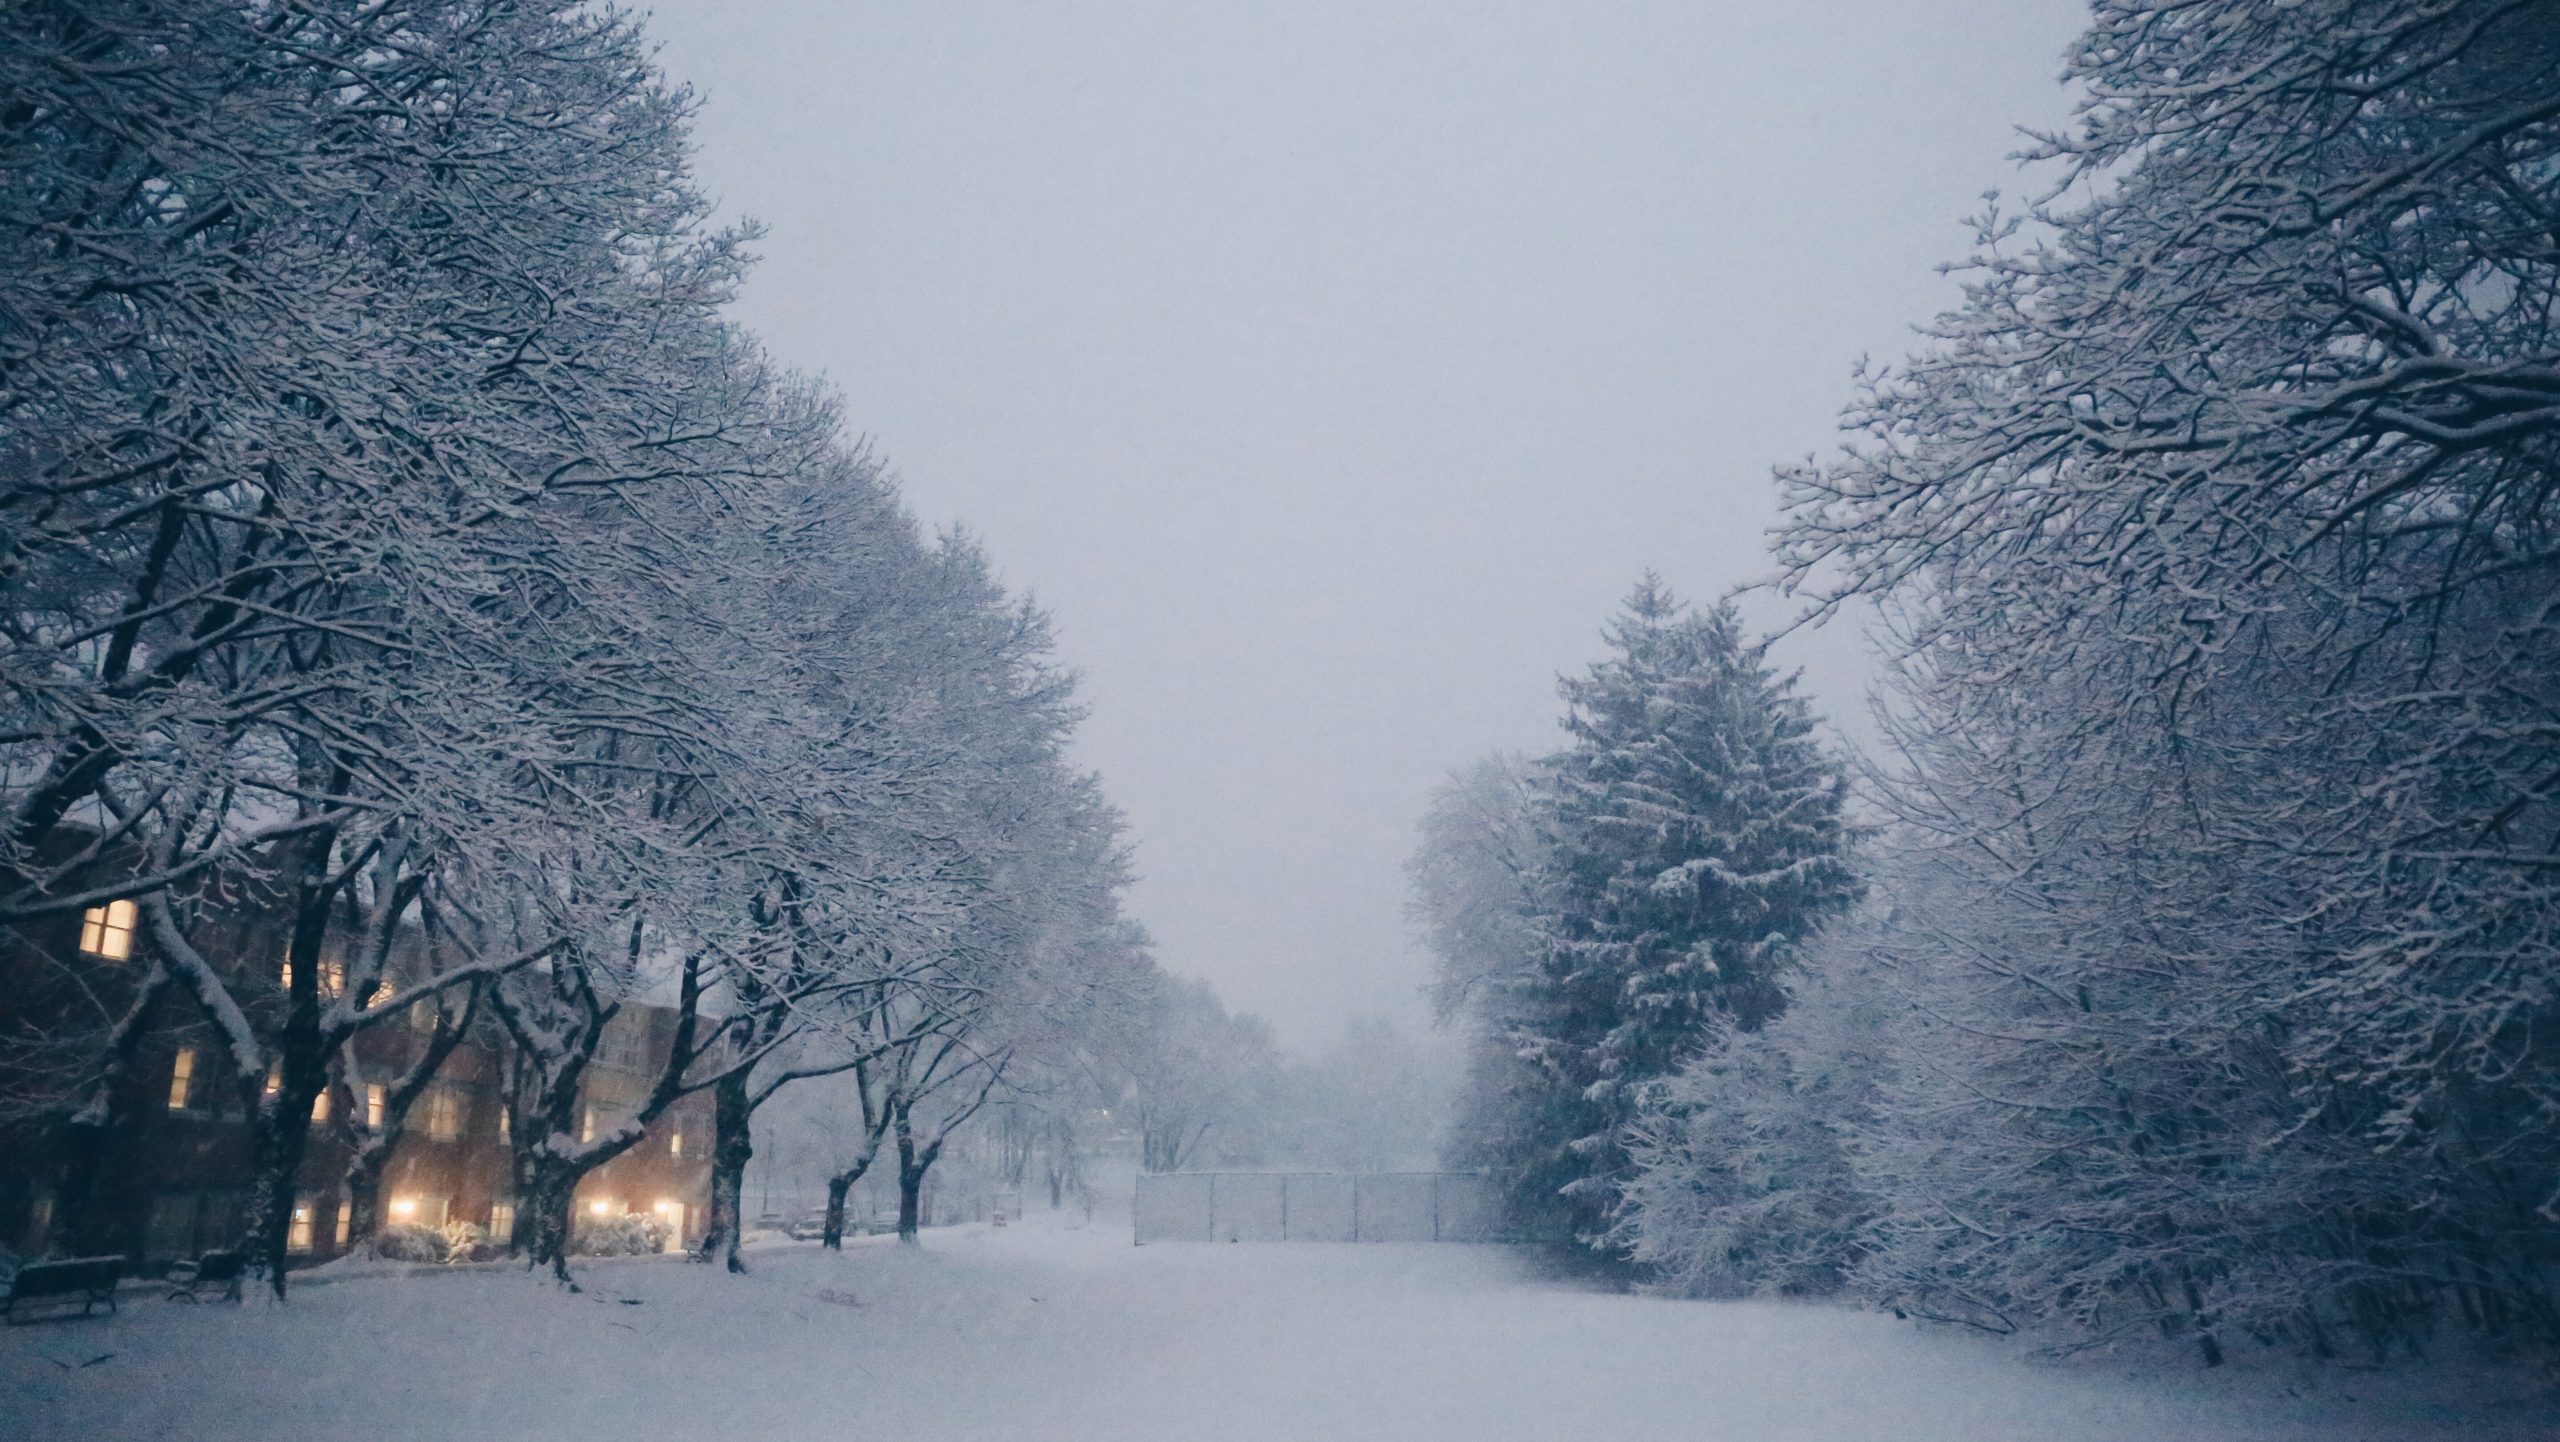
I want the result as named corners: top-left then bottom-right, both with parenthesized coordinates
top-left (5, 1215), bottom-right (2551, 1441)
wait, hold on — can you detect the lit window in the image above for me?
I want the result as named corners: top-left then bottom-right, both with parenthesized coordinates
top-left (426, 1087), bottom-right (462, 1142)
top-left (334, 1191), bottom-right (351, 1248)
top-left (668, 1128), bottom-right (683, 1159)
top-left (166, 1047), bottom-right (197, 1111)
top-left (263, 1061), bottom-right (281, 1099)
top-left (311, 1087), bottom-right (331, 1123)
top-left (287, 1201), bottom-right (314, 1254)
top-left (498, 1108), bottom-right (510, 1144)
top-left (78, 900), bottom-right (137, 960)
top-left (389, 1195), bottom-right (418, 1221)
top-left (588, 1199), bottom-right (613, 1217)
top-left (580, 1106), bottom-right (594, 1143)
top-left (489, 1202), bottom-right (515, 1241)
top-left (364, 1083), bottom-right (386, 1131)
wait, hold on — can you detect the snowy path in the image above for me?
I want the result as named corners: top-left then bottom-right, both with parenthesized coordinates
top-left (4, 1219), bottom-right (2548, 1441)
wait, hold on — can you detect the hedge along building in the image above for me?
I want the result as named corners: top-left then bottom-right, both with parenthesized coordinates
top-left (0, 845), bottom-right (712, 1269)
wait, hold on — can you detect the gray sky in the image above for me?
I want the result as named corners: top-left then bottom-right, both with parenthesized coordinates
top-left (640, 0), bottom-right (2085, 1047)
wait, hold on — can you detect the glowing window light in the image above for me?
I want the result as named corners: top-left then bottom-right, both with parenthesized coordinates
top-left (389, 1195), bottom-right (418, 1220)
top-left (78, 900), bottom-right (137, 960)
top-left (166, 1047), bottom-right (197, 1111)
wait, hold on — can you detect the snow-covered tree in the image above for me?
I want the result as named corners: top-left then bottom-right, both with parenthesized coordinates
top-left (0, 0), bottom-right (801, 1292)
top-left (1281, 1017), bottom-right (1454, 1173)
top-left (1408, 754), bottom-right (1551, 1027)
top-left (2, 0), bottom-right (1154, 1295)
top-left (1485, 580), bottom-right (1860, 1254)
top-left (1616, 911), bottom-right (1893, 1301)
top-left (1125, 977), bottom-right (1290, 1173)
top-left (1765, 0), bottom-right (2560, 1360)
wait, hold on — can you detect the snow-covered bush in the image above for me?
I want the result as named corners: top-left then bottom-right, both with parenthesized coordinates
top-left (372, 1223), bottom-right (449, 1264)
top-left (440, 1221), bottom-right (494, 1264)
top-left (571, 1213), bottom-right (671, 1257)
top-left (1618, 924), bottom-right (1887, 1300)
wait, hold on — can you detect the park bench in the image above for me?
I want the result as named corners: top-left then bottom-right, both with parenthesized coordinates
top-left (0, 1255), bottom-right (125, 1324)
top-left (166, 1249), bottom-right (245, 1304)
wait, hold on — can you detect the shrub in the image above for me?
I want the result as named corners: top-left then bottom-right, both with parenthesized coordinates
top-left (571, 1212), bottom-right (671, 1257)
top-left (372, 1222), bottom-right (449, 1264)
top-left (440, 1220), bottom-right (494, 1263)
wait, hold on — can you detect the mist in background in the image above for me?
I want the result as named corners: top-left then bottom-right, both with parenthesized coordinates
top-left (638, 0), bottom-right (2085, 1045)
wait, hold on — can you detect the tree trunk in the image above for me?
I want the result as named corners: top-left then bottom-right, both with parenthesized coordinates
top-left (344, 1153), bottom-right (388, 1250)
top-left (56, 962), bottom-right (170, 1255)
top-left (242, 1029), bottom-right (331, 1298)
top-left (243, 1092), bottom-right (308, 1297)
top-left (694, 1070), bottom-right (751, 1272)
top-left (241, 826), bottom-right (346, 1298)
top-left (522, 1160), bottom-right (579, 1286)
top-left (53, 1117), bottom-right (116, 1257)
top-left (895, 1105), bottom-right (923, 1243)
top-left (821, 1175), bottom-right (853, 1250)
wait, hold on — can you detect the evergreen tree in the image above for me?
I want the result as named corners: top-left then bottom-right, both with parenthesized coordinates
top-left (1491, 579), bottom-right (1860, 1252)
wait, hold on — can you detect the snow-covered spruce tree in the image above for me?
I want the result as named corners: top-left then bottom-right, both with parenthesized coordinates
top-left (1772, 0), bottom-right (2560, 1360)
top-left (1491, 580), bottom-right (1860, 1256)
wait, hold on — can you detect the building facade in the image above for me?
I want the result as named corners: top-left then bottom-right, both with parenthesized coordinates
top-left (1, 879), bottom-right (712, 1268)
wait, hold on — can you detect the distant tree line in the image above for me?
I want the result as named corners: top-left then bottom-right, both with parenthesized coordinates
top-left (1416, 0), bottom-right (2560, 1365)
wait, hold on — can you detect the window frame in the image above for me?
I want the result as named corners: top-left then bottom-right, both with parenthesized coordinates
top-left (425, 1086), bottom-right (463, 1142)
top-left (78, 899), bottom-right (138, 961)
top-left (166, 1047), bottom-right (198, 1112)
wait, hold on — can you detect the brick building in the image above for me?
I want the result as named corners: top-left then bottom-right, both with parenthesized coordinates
top-left (0, 871), bottom-right (712, 1268)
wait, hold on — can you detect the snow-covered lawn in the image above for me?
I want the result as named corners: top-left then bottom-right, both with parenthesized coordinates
top-left (5, 1217), bottom-right (2551, 1441)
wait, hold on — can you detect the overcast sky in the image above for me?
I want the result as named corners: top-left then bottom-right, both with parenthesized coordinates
top-left (639, 0), bottom-right (2086, 1048)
